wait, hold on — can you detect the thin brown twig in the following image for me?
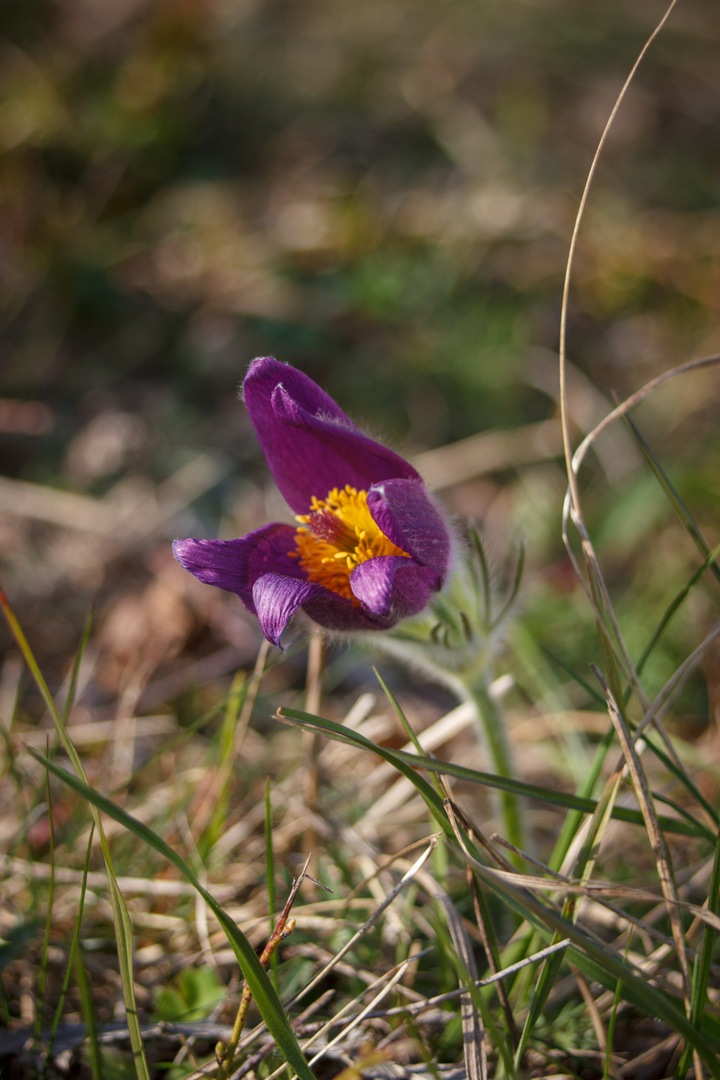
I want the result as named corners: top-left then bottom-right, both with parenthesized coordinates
top-left (216, 855), bottom-right (312, 1079)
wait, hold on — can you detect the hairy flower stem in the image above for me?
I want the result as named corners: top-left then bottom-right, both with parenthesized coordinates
top-left (468, 679), bottom-right (523, 859)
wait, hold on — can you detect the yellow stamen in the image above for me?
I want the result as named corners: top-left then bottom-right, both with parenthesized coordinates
top-left (291, 485), bottom-right (411, 603)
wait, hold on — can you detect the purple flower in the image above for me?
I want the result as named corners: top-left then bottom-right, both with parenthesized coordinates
top-left (173, 358), bottom-right (451, 646)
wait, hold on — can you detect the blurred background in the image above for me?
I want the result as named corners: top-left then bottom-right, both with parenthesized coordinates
top-left (1, 0), bottom-right (719, 712)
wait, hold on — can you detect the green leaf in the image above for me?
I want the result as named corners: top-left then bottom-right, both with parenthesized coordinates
top-left (154, 968), bottom-right (224, 1022)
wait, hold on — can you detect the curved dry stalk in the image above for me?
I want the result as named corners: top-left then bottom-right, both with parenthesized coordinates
top-left (558, 0), bottom-right (682, 497)
top-left (569, 353), bottom-right (720, 481)
top-left (416, 868), bottom-right (488, 1080)
top-left (560, 352), bottom-right (720, 715)
top-left (556, 0), bottom-right (700, 747)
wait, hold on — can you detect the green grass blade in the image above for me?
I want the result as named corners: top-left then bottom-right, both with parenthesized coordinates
top-left (540, 646), bottom-right (607, 706)
top-left (277, 708), bottom-right (451, 834)
top-left (74, 941), bottom-right (102, 1080)
top-left (265, 778), bottom-right (279, 991)
top-left (621, 409), bottom-right (720, 587)
top-left (466, 873), bottom-right (520, 1057)
top-left (459, 841), bottom-right (720, 1074)
top-left (374, 667), bottom-right (425, 756)
top-left (604, 946), bottom-right (627, 1080)
top-left (392, 749), bottom-right (711, 840)
top-left (469, 522), bottom-right (492, 630)
top-left (27, 747), bottom-right (318, 1080)
top-left (431, 898), bottom-right (498, 1078)
top-left (63, 602), bottom-right (94, 722)
top-left (202, 670), bottom-right (249, 852)
top-left (107, 873), bottom-right (145, 1076)
top-left (633, 543), bottom-right (720, 688)
top-left (633, 731), bottom-right (718, 828)
top-left (469, 681), bottom-right (523, 855)
top-left (491, 540), bottom-right (526, 633)
top-left (0, 588), bottom-right (149, 1079)
top-left (43, 825), bottom-right (95, 1076)
top-left (549, 726), bottom-right (615, 871)
top-left (652, 789), bottom-right (716, 833)
top-left (513, 941), bottom-right (566, 1071)
top-left (277, 706), bottom-right (720, 1074)
top-left (514, 761), bottom-right (625, 1066)
top-left (675, 824), bottom-right (720, 1079)
top-left (36, 766), bottom-right (56, 1046)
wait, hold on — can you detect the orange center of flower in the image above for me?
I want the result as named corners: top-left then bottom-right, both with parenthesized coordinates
top-left (291, 485), bottom-right (411, 602)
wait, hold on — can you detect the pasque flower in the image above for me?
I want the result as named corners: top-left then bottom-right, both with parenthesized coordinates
top-left (174, 358), bottom-right (451, 646)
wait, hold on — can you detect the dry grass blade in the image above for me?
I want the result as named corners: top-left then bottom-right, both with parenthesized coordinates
top-left (591, 668), bottom-right (692, 1011)
top-left (412, 418), bottom-right (562, 488)
top-left (287, 839), bottom-right (438, 1009)
top-left (330, 940), bottom-right (575, 1025)
top-left (440, 794), bottom-right (720, 1073)
top-left (0, 857), bottom-right (236, 899)
top-left (560, 354), bottom-right (720, 714)
top-left (296, 955), bottom-right (426, 1078)
top-left (550, 6), bottom-right (716, 1070)
top-left (442, 794), bottom-right (516, 874)
top-left (570, 966), bottom-right (619, 1078)
top-left (569, 354), bottom-right (720, 482)
top-left (617, 1032), bottom-right (683, 1078)
top-left (3, 0), bottom-right (719, 1075)
top-left (277, 705), bottom-right (720, 1070)
top-left (417, 871), bottom-right (487, 1080)
top-left (467, 862), bottom-right (517, 1047)
top-left (471, 867), bottom-right (720, 935)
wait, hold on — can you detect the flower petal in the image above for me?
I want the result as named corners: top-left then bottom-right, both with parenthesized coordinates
top-left (174, 526), bottom-right (393, 645)
top-left (252, 573), bottom-right (329, 646)
top-left (350, 555), bottom-right (435, 619)
top-left (173, 523), bottom-right (302, 613)
top-left (366, 479), bottom-right (451, 582)
top-left (243, 357), bottom-right (419, 513)
top-left (301, 590), bottom-right (392, 633)
top-left (254, 573), bottom-right (394, 643)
